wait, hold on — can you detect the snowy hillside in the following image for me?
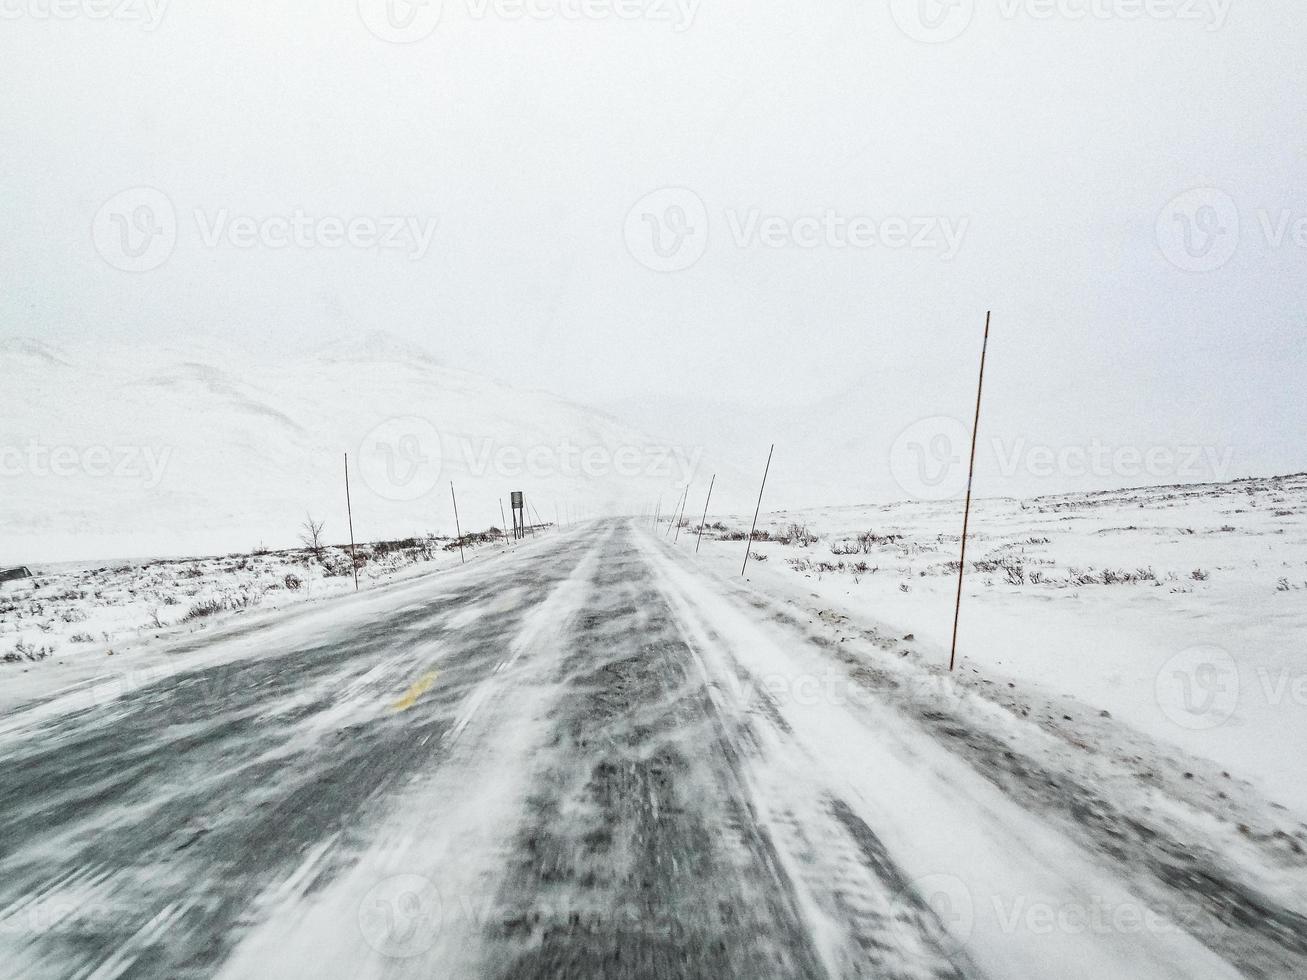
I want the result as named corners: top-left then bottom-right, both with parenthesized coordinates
top-left (0, 335), bottom-right (739, 562)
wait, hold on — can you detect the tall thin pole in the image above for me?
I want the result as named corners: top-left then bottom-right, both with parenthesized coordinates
top-left (653, 497), bottom-right (662, 531)
top-left (675, 483), bottom-right (693, 542)
top-left (950, 311), bottom-right (992, 673)
top-left (741, 445), bottom-right (774, 577)
top-left (665, 485), bottom-right (687, 538)
top-left (344, 453), bottom-right (359, 592)
top-left (450, 482), bottom-right (465, 564)
top-left (500, 499), bottom-right (509, 544)
top-left (695, 474), bottom-right (716, 554)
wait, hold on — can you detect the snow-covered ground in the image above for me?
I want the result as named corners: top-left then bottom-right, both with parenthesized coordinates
top-left (0, 531), bottom-right (512, 708)
top-left (685, 473), bottom-right (1307, 817)
top-left (2, 519), bottom-right (1303, 979)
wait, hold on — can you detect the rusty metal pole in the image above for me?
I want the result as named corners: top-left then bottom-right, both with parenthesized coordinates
top-left (344, 453), bottom-right (359, 592)
top-left (695, 474), bottom-right (716, 554)
top-left (950, 311), bottom-right (992, 673)
top-left (450, 482), bottom-right (465, 564)
top-left (741, 445), bottom-right (774, 577)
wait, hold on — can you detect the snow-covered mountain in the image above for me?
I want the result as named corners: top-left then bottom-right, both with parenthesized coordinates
top-left (0, 334), bottom-right (742, 562)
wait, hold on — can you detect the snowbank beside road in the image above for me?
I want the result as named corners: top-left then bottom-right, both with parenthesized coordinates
top-left (681, 474), bottom-right (1307, 817)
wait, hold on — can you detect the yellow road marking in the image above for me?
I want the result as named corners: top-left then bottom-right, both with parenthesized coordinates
top-left (392, 671), bottom-right (440, 712)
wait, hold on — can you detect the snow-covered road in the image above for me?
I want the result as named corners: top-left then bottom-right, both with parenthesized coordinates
top-left (1, 522), bottom-right (1302, 978)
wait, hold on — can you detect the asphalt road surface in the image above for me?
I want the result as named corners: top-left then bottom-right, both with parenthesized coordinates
top-left (1, 523), bottom-right (1303, 978)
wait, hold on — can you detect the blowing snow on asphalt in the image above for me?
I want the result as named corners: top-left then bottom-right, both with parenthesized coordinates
top-left (2, 522), bottom-right (1302, 979)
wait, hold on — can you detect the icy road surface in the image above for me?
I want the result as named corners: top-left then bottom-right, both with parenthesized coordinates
top-left (1, 522), bottom-right (1302, 978)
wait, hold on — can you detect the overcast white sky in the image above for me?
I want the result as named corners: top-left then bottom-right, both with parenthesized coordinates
top-left (2, 0), bottom-right (1305, 489)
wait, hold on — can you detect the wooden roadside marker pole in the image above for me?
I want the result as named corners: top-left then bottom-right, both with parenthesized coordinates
top-left (740, 445), bottom-right (774, 577)
top-left (450, 482), bottom-right (465, 565)
top-left (344, 452), bottom-right (359, 592)
top-left (949, 311), bottom-right (992, 673)
top-left (674, 483), bottom-right (692, 543)
top-left (666, 485), bottom-right (688, 538)
top-left (695, 473), bottom-right (716, 554)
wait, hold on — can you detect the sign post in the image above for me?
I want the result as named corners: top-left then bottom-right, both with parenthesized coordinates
top-left (511, 491), bottom-right (525, 540)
